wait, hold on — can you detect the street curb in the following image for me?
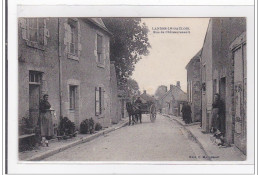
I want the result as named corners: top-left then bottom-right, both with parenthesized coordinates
top-left (25, 120), bottom-right (129, 161)
top-left (163, 114), bottom-right (212, 161)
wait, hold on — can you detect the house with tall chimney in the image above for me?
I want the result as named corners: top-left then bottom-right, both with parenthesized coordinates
top-left (159, 82), bottom-right (187, 116)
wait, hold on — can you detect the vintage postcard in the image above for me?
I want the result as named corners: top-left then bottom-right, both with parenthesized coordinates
top-left (5, 2), bottom-right (255, 175)
top-left (17, 17), bottom-right (247, 162)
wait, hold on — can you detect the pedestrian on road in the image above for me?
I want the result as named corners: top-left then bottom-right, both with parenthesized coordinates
top-left (135, 96), bottom-right (143, 123)
top-left (211, 93), bottom-right (225, 134)
top-left (181, 102), bottom-right (192, 124)
top-left (126, 99), bottom-right (135, 125)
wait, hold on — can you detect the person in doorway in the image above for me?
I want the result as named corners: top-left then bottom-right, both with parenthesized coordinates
top-left (181, 102), bottom-right (192, 124)
top-left (211, 93), bottom-right (225, 135)
top-left (39, 94), bottom-right (53, 140)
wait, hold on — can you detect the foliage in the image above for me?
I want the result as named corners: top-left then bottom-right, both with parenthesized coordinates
top-left (102, 18), bottom-right (151, 85)
top-left (127, 78), bottom-right (140, 94)
top-left (58, 117), bottom-right (75, 136)
top-left (80, 118), bottom-right (95, 134)
top-left (22, 116), bottom-right (34, 129)
top-left (95, 122), bottom-right (103, 131)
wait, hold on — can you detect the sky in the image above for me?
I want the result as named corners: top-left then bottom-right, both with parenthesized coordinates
top-left (131, 18), bottom-right (210, 95)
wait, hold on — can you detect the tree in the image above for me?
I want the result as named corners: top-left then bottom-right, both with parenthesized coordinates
top-left (102, 18), bottom-right (151, 84)
top-left (127, 78), bottom-right (140, 96)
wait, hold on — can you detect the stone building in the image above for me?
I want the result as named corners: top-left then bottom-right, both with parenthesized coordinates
top-left (159, 82), bottom-right (187, 116)
top-left (185, 49), bottom-right (202, 122)
top-left (154, 85), bottom-right (168, 112)
top-left (18, 18), bottom-right (116, 137)
top-left (200, 18), bottom-right (246, 154)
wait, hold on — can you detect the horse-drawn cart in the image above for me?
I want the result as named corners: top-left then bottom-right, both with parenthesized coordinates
top-left (138, 102), bottom-right (157, 122)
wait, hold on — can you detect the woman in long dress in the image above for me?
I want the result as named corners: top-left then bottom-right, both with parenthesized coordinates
top-left (39, 94), bottom-right (53, 139)
top-left (211, 93), bottom-right (225, 134)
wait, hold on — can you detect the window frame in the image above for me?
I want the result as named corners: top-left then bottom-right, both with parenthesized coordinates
top-left (24, 18), bottom-right (46, 50)
top-left (67, 21), bottom-right (77, 56)
top-left (95, 87), bottom-right (102, 116)
top-left (29, 71), bottom-right (42, 85)
top-left (69, 86), bottom-right (77, 110)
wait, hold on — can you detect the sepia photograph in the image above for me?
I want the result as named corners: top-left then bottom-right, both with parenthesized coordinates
top-left (17, 17), bottom-right (247, 162)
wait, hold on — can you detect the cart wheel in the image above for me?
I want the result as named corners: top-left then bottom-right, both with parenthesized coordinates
top-left (150, 104), bottom-right (156, 122)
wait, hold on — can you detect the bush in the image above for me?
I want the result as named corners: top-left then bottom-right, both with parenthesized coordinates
top-left (95, 122), bottom-right (102, 131)
top-left (80, 118), bottom-right (95, 134)
top-left (58, 117), bottom-right (75, 136)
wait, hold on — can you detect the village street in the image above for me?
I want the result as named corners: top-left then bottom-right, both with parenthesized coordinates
top-left (44, 114), bottom-right (206, 161)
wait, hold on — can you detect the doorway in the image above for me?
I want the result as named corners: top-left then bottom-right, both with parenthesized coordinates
top-left (29, 71), bottom-right (42, 128)
top-left (219, 77), bottom-right (226, 135)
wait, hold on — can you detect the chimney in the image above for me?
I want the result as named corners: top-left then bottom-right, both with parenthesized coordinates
top-left (162, 86), bottom-right (167, 92)
top-left (170, 84), bottom-right (174, 90)
top-left (176, 81), bottom-right (181, 89)
top-left (143, 90), bottom-right (146, 94)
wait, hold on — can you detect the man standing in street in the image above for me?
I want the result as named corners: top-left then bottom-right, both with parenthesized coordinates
top-left (135, 96), bottom-right (143, 123)
top-left (181, 102), bottom-right (192, 124)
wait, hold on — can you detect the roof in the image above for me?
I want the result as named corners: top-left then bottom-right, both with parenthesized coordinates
top-left (140, 93), bottom-right (155, 103)
top-left (185, 49), bottom-right (202, 69)
top-left (87, 18), bottom-right (113, 36)
top-left (159, 85), bottom-right (187, 102)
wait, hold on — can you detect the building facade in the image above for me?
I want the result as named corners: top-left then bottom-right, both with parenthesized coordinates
top-left (200, 18), bottom-right (246, 154)
top-left (186, 49), bottom-right (202, 122)
top-left (159, 82), bottom-right (187, 116)
top-left (18, 18), bottom-right (116, 136)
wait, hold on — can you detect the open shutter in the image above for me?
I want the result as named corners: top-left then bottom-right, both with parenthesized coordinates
top-left (43, 19), bottom-right (49, 46)
top-left (38, 18), bottom-right (45, 45)
top-left (95, 87), bottom-right (99, 116)
top-left (101, 87), bottom-right (105, 112)
top-left (20, 18), bottom-right (27, 40)
top-left (64, 22), bottom-right (69, 54)
top-left (77, 21), bottom-right (81, 57)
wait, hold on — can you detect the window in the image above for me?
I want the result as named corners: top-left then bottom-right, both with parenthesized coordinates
top-left (69, 86), bottom-right (77, 110)
top-left (97, 34), bottom-right (103, 64)
top-left (95, 87), bottom-right (104, 116)
top-left (65, 18), bottom-right (81, 60)
top-left (29, 71), bottom-right (42, 84)
top-left (20, 18), bottom-right (47, 49)
top-left (95, 87), bottom-right (102, 115)
top-left (68, 21), bottom-right (77, 56)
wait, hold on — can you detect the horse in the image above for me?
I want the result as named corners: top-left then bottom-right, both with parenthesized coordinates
top-left (126, 102), bottom-right (141, 125)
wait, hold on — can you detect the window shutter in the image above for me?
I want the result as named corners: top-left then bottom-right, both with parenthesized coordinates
top-left (43, 19), bottom-right (49, 46)
top-left (95, 87), bottom-right (98, 115)
top-left (64, 22), bottom-right (69, 53)
top-left (101, 87), bottom-right (105, 112)
top-left (99, 87), bottom-right (102, 114)
top-left (20, 18), bottom-right (27, 40)
top-left (38, 18), bottom-right (45, 45)
top-left (77, 22), bottom-right (81, 57)
top-left (102, 44), bottom-right (106, 65)
top-left (94, 35), bottom-right (98, 61)
top-left (97, 35), bottom-right (102, 53)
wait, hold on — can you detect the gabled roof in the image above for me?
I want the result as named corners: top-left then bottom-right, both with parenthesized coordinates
top-left (159, 85), bottom-right (187, 102)
top-left (185, 48), bottom-right (202, 69)
top-left (87, 18), bottom-right (113, 36)
top-left (140, 93), bottom-right (155, 103)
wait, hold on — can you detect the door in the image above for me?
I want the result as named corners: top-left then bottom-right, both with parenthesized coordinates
top-left (29, 84), bottom-right (40, 128)
top-left (219, 77), bottom-right (226, 134)
top-left (233, 43), bottom-right (246, 154)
